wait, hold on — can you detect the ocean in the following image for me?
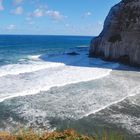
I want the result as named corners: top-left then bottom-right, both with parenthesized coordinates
top-left (0, 35), bottom-right (140, 139)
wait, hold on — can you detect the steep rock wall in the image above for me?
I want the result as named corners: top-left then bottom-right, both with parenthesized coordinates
top-left (89, 0), bottom-right (140, 66)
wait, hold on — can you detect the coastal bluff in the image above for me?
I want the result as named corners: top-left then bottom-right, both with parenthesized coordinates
top-left (89, 0), bottom-right (140, 66)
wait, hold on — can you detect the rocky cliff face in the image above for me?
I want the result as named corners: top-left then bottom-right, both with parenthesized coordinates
top-left (89, 0), bottom-right (140, 66)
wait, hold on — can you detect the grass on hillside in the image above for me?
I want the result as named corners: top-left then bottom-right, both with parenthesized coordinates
top-left (0, 129), bottom-right (124, 140)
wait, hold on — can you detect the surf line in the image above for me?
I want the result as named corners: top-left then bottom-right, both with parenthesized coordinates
top-left (84, 86), bottom-right (140, 117)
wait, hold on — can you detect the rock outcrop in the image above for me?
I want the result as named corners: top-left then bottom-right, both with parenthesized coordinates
top-left (89, 0), bottom-right (140, 66)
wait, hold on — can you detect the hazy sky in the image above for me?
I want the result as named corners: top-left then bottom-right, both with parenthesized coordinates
top-left (0, 0), bottom-right (121, 36)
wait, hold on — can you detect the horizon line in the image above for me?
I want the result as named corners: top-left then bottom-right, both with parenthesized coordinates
top-left (0, 34), bottom-right (95, 37)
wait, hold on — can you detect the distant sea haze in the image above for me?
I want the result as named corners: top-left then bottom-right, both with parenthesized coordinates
top-left (0, 35), bottom-right (140, 140)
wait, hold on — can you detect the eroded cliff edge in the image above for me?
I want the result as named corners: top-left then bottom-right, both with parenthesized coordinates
top-left (89, 0), bottom-right (140, 66)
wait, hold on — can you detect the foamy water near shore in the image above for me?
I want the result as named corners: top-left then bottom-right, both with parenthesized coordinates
top-left (0, 62), bottom-right (140, 140)
top-left (0, 52), bottom-right (119, 102)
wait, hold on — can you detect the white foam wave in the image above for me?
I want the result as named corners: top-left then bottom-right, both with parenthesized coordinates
top-left (28, 55), bottom-right (42, 61)
top-left (0, 56), bottom-right (65, 77)
top-left (0, 53), bottom-right (119, 102)
top-left (84, 79), bottom-right (140, 117)
top-left (84, 93), bottom-right (139, 117)
top-left (6, 69), bottom-right (140, 123)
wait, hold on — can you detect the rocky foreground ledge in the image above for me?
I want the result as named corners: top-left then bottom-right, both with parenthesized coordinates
top-left (89, 0), bottom-right (140, 66)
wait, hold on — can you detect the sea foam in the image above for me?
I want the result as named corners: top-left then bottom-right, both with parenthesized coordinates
top-left (0, 53), bottom-right (119, 102)
top-left (0, 56), bottom-right (65, 77)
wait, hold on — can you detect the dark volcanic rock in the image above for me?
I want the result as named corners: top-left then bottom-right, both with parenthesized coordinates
top-left (89, 0), bottom-right (140, 66)
top-left (67, 52), bottom-right (79, 56)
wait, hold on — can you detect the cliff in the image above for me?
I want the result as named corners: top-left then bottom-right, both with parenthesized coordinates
top-left (89, 0), bottom-right (140, 66)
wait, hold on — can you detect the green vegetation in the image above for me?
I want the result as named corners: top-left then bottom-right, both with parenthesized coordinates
top-left (0, 129), bottom-right (124, 140)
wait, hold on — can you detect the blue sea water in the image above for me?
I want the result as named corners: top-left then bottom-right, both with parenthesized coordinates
top-left (0, 35), bottom-right (92, 66)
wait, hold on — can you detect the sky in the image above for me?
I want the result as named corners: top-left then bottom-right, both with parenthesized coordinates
top-left (0, 0), bottom-right (121, 36)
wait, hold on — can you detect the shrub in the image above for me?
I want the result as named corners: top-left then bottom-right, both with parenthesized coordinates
top-left (0, 129), bottom-right (125, 140)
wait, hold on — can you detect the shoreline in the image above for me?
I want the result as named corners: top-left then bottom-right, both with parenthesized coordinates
top-left (0, 52), bottom-right (118, 103)
top-left (0, 63), bottom-right (140, 139)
